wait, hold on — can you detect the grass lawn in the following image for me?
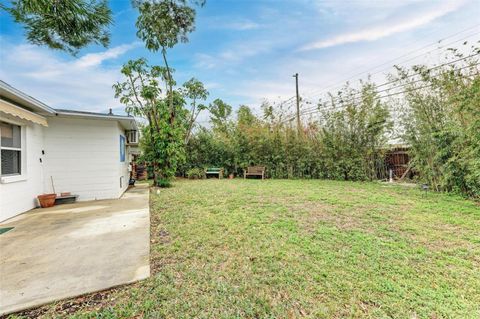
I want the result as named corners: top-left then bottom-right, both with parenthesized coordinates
top-left (12, 179), bottom-right (480, 318)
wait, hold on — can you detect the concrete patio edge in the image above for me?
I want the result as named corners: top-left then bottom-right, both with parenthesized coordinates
top-left (0, 184), bottom-right (151, 315)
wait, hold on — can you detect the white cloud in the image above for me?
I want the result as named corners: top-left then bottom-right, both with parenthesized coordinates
top-left (194, 53), bottom-right (217, 69)
top-left (219, 43), bottom-right (270, 62)
top-left (194, 39), bottom-right (276, 69)
top-left (205, 17), bottom-right (262, 31)
top-left (313, 0), bottom-right (427, 12)
top-left (230, 33), bottom-right (467, 110)
top-left (0, 41), bottom-right (137, 112)
top-left (204, 82), bottom-right (221, 90)
top-left (301, 0), bottom-right (466, 51)
top-left (225, 20), bottom-right (261, 31)
top-left (74, 42), bottom-right (140, 68)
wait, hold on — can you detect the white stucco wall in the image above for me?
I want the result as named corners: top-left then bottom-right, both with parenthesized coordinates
top-left (117, 122), bottom-right (130, 198)
top-left (1, 115), bottom-right (130, 222)
top-left (0, 116), bottom-right (44, 222)
top-left (42, 117), bottom-right (129, 201)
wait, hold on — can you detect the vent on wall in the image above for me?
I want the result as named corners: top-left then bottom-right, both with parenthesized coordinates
top-left (120, 176), bottom-right (124, 189)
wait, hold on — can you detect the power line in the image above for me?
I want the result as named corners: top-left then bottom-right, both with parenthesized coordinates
top-left (280, 38), bottom-right (476, 118)
top-left (292, 67), bottom-right (479, 124)
top-left (273, 24), bottom-right (480, 112)
top-left (303, 29), bottom-right (480, 101)
top-left (280, 61), bottom-right (479, 123)
top-left (293, 65), bottom-right (479, 122)
top-left (305, 63), bottom-right (479, 118)
top-left (286, 53), bottom-right (480, 119)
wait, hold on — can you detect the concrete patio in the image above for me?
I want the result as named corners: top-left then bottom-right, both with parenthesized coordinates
top-left (0, 184), bottom-right (150, 315)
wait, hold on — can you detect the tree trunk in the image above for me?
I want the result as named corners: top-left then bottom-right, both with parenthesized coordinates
top-left (161, 48), bottom-right (174, 118)
top-left (185, 100), bottom-right (198, 145)
top-left (161, 48), bottom-right (177, 181)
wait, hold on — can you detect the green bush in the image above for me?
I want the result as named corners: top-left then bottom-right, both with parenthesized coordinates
top-left (186, 168), bottom-right (205, 179)
top-left (181, 82), bottom-right (391, 182)
top-left (156, 178), bottom-right (172, 188)
top-left (396, 49), bottom-right (480, 198)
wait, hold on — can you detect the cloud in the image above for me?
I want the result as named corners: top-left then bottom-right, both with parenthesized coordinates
top-left (312, 0), bottom-right (427, 12)
top-left (74, 42), bottom-right (140, 68)
top-left (0, 41), bottom-right (136, 112)
top-left (229, 33), bottom-right (460, 110)
top-left (194, 39), bottom-right (276, 69)
top-left (204, 82), bottom-right (221, 90)
top-left (205, 17), bottom-right (262, 31)
top-left (194, 53), bottom-right (217, 69)
top-left (301, 0), bottom-right (465, 51)
top-left (225, 20), bottom-right (261, 31)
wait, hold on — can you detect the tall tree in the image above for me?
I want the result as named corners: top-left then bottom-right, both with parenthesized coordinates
top-left (134, 0), bottom-right (205, 116)
top-left (237, 105), bottom-right (256, 127)
top-left (1, 0), bottom-right (112, 55)
top-left (181, 77), bottom-right (209, 144)
top-left (209, 98), bottom-right (232, 134)
top-left (113, 58), bottom-right (187, 186)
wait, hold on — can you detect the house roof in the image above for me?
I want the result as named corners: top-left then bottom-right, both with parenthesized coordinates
top-left (0, 80), bottom-right (55, 115)
top-left (0, 80), bottom-right (137, 130)
top-left (54, 109), bottom-right (137, 130)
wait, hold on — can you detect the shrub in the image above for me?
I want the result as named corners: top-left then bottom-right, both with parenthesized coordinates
top-left (396, 49), bottom-right (480, 198)
top-left (181, 81), bottom-right (392, 182)
top-left (186, 168), bottom-right (205, 180)
top-left (156, 178), bottom-right (172, 188)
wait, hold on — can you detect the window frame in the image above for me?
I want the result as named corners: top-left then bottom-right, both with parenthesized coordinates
top-left (0, 119), bottom-right (27, 183)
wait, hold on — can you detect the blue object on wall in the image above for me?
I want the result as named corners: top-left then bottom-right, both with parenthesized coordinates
top-left (120, 135), bottom-right (126, 162)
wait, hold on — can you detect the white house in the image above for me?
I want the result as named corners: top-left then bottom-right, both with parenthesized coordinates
top-left (0, 81), bottom-right (139, 222)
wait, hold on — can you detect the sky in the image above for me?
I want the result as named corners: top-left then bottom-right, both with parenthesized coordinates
top-left (0, 0), bottom-right (479, 121)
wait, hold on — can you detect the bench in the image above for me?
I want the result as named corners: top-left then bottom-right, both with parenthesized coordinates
top-left (244, 166), bottom-right (266, 180)
top-left (205, 167), bottom-right (223, 179)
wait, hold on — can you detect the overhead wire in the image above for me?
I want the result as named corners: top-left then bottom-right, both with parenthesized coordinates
top-left (280, 61), bottom-right (480, 124)
top-left (300, 26), bottom-right (480, 100)
top-left (273, 24), bottom-right (480, 114)
top-left (294, 53), bottom-right (480, 117)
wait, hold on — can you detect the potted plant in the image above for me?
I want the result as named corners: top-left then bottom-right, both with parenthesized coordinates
top-left (37, 193), bottom-right (57, 208)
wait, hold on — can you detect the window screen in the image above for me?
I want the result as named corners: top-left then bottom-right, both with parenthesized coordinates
top-left (0, 122), bottom-right (22, 176)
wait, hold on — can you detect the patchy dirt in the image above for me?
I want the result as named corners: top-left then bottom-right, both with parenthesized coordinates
top-left (284, 199), bottom-right (479, 253)
top-left (157, 229), bottom-right (171, 243)
top-left (287, 202), bottom-right (339, 232)
top-left (3, 288), bottom-right (120, 319)
top-left (284, 200), bottom-right (388, 234)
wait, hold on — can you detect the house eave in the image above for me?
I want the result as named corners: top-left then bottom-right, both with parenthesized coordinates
top-left (54, 109), bottom-right (137, 130)
top-left (0, 80), bottom-right (56, 115)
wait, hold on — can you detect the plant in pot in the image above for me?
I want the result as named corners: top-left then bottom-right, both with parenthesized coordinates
top-left (37, 193), bottom-right (57, 208)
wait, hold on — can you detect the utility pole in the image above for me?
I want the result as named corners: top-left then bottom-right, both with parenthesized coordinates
top-left (293, 73), bottom-right (301, 134)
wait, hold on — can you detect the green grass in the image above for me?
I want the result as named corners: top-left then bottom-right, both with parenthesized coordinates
top-left (13, 179), bottom-right (480, 318)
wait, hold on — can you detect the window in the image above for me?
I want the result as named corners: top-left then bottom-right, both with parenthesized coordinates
top-left (1, 121), bottom-right (22, 176)
top-left (120, 135), bottom-right (126, 162)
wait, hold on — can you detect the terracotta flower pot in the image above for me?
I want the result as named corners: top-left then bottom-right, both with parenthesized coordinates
top-left (37, 194), bottom-right (57, 208)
